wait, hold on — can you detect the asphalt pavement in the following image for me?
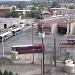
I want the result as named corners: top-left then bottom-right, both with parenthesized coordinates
top-left (0, 24), bottom-right (69, 75)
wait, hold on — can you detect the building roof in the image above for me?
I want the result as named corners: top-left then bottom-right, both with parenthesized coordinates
top-left (0, 18), bottom-right (18, 23)
top-left (0, 7), bottom-right (12, 10)
top-left (59, 43), bottom-right (75, 48)
top-left (38, 15), bottom-right (75, 28)
top-left (15, 10), bottom-right (30, 12)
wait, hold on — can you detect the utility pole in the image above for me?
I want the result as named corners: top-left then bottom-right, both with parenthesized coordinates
top-left (2, 38), bottom-right (5, 57)
top-left (41, 25), bottom-right (45, 75)
top-left (32, 24), bottom-right (34, 64)
top-left (54, 36), bottom-right (56, 66)
top-left (38, 25), bottom-right (45, 75)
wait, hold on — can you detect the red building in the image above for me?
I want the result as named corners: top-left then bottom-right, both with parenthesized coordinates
top-left (0, 7), bottom-right (12, 16)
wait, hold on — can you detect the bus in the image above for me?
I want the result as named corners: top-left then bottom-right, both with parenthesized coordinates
top-left (0, 31), bottom-right (13, 42)
top-left (12, 27), bottom-right (23, 36)
top-left (11, 44), bottom-right (44, 54)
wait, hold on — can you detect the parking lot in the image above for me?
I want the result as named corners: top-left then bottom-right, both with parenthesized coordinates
top-left (0, 25), bottom-right (67, 58)
top-left (0, 24), bottom-right (69, 75)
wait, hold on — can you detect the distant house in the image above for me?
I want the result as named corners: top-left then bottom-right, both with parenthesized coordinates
top-left (0, 7), bottom-right (12, 16)
top-left (51, 8), bottom-right (75, 16)
top-left (15, 10), bottom-right (30, 16)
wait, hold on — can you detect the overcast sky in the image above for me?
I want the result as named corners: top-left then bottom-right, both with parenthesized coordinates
top-left (0, 0), bottom-right (30, 1)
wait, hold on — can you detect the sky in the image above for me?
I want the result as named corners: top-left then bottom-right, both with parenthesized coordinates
top-left (0, 0), bottom-right (31, 1)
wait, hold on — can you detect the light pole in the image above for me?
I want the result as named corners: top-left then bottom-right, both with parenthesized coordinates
top-left (32, 24), bottom-right (34, 64)
top-left (2, 37), bottom-right (5, 57)
top-left (54, 36), bottom-right (56, 66)
top-left (66, 19), bottom-right (70, 34)
top-left (38, 25), bottom-right (45, 75)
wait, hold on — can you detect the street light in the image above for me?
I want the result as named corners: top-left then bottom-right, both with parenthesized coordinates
top-left (54, 36), bottom-right (56, 66)
top-left (66, 19), bottom-right (70, 34)
top-left (32, 24), bottom-right (34, 64)
top-left (38, 25), bottom-right (45, 75)
top-left (2, 37), bottom-right (5, 57)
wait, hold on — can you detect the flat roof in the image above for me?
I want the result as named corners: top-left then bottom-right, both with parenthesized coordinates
top-left (12, 28), bottom-right (21, 32)
top-left (65, 35), bottom-right (75, 38)
top-left (15, 10), bottom-right (30, 12)
top-left (0, 18), bottom-right (18, 23)
top-left (59, 43), bottom-right (75, 48)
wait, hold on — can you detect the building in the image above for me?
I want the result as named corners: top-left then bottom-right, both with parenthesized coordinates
top-left (58, 35), bottom-right (75, 61)
top-left (0, 17), bottom-right (21, 32)
top-left (51, 8), bottom-right (75, 16)
top-left (15, 10), bottom-right (30, 16)
top-left (0, 7), bottom-right (12, 16)
top-left (37, 15), bottom-right (75, 35)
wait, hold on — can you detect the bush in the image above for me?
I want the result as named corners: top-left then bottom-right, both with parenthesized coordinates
top-left (15, 73), bottom-right (18, 75)
top-left (9, 71), bottom-right (13, 75)
top-left (0, 70), bottom-right (2, 75)
top-left (3, 70), bottom-right (8, 75)
top-left (0, 70), bottom-right (19, 75)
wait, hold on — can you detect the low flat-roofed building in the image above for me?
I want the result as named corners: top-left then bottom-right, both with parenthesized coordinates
top-left (38, 15), bottom-right (75, 35)
top-left (0, 7), bottom-right (12, 16)
top-left (51, 8), bottom-right (75, 16)
top-left (15, 10), bottom-right (30, 16)
top-left (0, 17), bottom-right (21, 31)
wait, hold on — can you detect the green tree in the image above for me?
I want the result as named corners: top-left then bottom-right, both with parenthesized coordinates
top-left (0, 70), bottom-right (2, 75)
top-left (51, 1), bottom-right (61, 8)
top-left (69, 5), bottom-right (75, 9)
top-left (9, 71), bottom-right (13, 75)
top-left (3, 70), bottom-right (8, 75)
top-left (11, 10), bottom-right (19, 18)
top-left (17, 2), bottom-right (26, 9)
top-left (15, 73), bottom-right (18, 75)
top-left (26, 10), bottom-right (41, 18)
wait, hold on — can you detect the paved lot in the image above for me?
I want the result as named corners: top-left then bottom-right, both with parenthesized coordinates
top-left (0, 25), bottom-right (67, 55)
top-left (0, 25), bottom-right (69, 75)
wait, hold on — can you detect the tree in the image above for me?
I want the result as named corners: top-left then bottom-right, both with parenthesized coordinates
top-left (11, 10), bottom-right (19, 18)
top-left (0, 70), bottom-right (2, 75)
top-left (17, 2), bottom-right (26, 9)
top-left (51, 1), bottom-right (61, 8)
top-left (3, 70), bottom-right (8, 75)
top-left (26, 10), bottom-right (41, 18)
top-left (69, 5), bottom-right (75, 9)
top-left (15, 73), bottom-right (18, 75)
top-left (9, 71), bottom-right (13, 75)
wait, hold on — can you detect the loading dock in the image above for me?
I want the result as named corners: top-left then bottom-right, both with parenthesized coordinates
top-left (58, 27), bottom-right (67, 34)
top-left (38, 25), bottom-right (51, 35)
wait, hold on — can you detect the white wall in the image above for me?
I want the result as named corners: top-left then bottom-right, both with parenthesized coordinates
top-left (69, 22), bottom-right (75, 34)
top-left (0, 17), bottom-right (21, 30)
top-left (51, 23), bottom-right (58, 34)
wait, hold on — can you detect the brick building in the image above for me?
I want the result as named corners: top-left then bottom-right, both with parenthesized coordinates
top-left (0, 7), bottom-right (12, 16)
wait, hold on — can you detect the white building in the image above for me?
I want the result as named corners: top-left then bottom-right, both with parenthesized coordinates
top-left (0, 17), bottom-right (21, 31)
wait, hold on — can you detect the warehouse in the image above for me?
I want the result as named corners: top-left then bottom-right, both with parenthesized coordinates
top-left (38, 15), bottom-right (75, 35)
top-left (0, 17), bottom-right (21, 32)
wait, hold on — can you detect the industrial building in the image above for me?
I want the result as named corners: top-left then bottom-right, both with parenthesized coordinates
top-left (38, 15), bottom-right (75, 35)
top-left (0, 17), bottom-right (21, 32)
